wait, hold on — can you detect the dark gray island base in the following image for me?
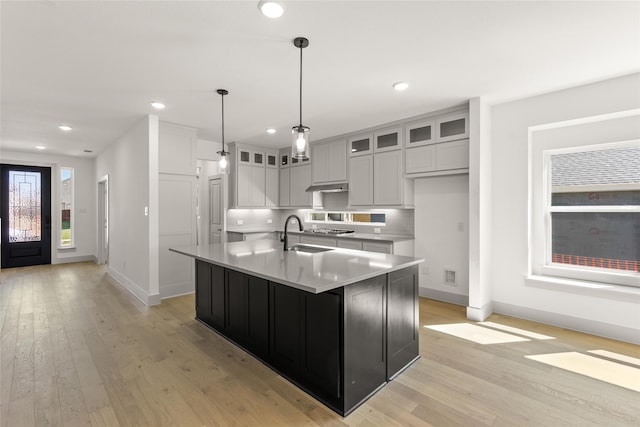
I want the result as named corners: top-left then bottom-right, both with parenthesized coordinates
top-left (194, 259), bottom-right (420, 416)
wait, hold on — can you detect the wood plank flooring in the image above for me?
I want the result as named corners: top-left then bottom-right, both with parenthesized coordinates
top-left (1, 262), bottom-right (638, 426)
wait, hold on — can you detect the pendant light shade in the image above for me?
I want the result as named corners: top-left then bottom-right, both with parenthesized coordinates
top-left (216, 89), bottom-right (230, 173)
top-left (291, 37), bottom-right (310, 160)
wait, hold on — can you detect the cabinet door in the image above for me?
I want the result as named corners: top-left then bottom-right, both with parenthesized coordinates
top-left (246, 276), bottom-right (269, 359)
top-left (349, 133), bottom-right (373, 157)
top-left (289, 165), bottom-right (312, 207)
top-left (269, 283), bottom-right (303, 376)
top-left (328, 138), bottom-right (347, 182)
top-left (237, 164), bottom-right (252, 207)
top-left (374, 150), bottom-right (403, 205)
top-left (387, 266), bottom-right (419, 380)
top-left (280, 152), bottom-right (290, 168)
top-left (362, 241), bottom-right (392, 254)
top-left (311, 142), bottom-right (330, 184)
top-left (405, 145), bottom-right (436, 175)
top-left (265, 167), bottom-right (278, 207)
top-left (436, 112), bottom-right (469, 143)
top-left (435, 139), bottom-right (469, 171)
top-left (226, 269), bottom-right (248, 345)
top-left (238, 148), bottom-right (251, 164)
top-left (302, 290), bottom-right (343, 404)
top-left (250, 165), bottom-right (266, 206)
top-left (210, 264), bottom-right (226, 331)
top-left (405, 119), bottom-right (435, 148)
top-left (337, 239), bottom-right (363, 250)
top-left (374, 126), bottom-right (402, 153)
top-left (344, 275), bottom-right (387, 411)
top-left (252, 151), bottom-right (265, 166)
top-left (279, 167), bottom-right (290, 207)
top-left (266, 152), bottom-right (278, 168)
top-left (348, 155), bottom-right (374, 206)
top-left (195, 260), bottom-right (213, 325)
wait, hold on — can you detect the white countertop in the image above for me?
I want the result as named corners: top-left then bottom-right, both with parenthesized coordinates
top-left (225, 227), bottom-right (413, 243)
top-left (170, 239), bottom-right (423, 294)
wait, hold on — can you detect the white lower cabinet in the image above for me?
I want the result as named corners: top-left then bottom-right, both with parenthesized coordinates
top-left (362, 241), bottom-right (393, 254)
top-left (300, 235), bottom-right (337, 247)
top-left (336, 239), bottom-right (363, 250)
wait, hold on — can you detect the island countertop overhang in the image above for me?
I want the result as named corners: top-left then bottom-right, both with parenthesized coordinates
top-left (170, 239), bottom-right (424, 294)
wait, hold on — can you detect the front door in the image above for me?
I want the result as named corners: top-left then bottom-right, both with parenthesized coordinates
top-left (0, 164), bottom-right (52, 268)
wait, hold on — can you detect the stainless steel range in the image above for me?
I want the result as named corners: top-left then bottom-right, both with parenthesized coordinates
top-left (305, 228), bottom-right (355, 235)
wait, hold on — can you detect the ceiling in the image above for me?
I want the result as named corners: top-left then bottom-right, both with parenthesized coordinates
top-left (1, 1), bottom-right (639, 158)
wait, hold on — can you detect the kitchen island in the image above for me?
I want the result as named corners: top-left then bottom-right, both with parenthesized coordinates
top-left (170, 239), bottom-right (424, 416)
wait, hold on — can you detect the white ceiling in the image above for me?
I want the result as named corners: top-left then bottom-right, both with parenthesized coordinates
top-left (1, 1), bottom-right (639, 157)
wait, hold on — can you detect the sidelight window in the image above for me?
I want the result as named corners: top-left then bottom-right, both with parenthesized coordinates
top-left (60, 167), bottom-right (74, 247)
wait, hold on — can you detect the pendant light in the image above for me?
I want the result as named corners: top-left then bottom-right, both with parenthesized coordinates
top-left (291, 37), bottom-right (310, 160)
top-left (216, 89), bottom-right (230, 172)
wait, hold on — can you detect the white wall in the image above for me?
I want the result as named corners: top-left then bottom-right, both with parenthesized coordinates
top-left (95, 116), bottom-right (156, 304)
top-left (0, 150), bottom-right (96, 264)
top-left (489, 73), bottom-right (640, 343)
top-left (414, 175), bottom-right (469, 305)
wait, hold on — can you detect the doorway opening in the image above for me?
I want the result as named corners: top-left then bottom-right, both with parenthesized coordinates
top-left (97, 175), bottom-right (109, 265)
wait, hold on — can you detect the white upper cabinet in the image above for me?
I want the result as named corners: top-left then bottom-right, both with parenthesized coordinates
top-left (311, 137), bottom-right (347, 184)
top-left (374, 126), bottom-right (403, 153)
top-left (289, 163), bottom-right (313, 207)
top-left (405, 119), bottom-right (435, 148)
top-left (229, 143), bottom-right (278, 208)
top-left (374, 150), bottom-right (404, 205)
top-left (436, 112), bottom-right (469, 143)
top-left (349, 133), bottom-right (374, 157)
top-left (348, 155), bottom-right (374, 206)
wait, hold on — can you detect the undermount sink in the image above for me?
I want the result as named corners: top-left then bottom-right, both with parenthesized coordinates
top-left (290, 244), bottom-right (334, 253)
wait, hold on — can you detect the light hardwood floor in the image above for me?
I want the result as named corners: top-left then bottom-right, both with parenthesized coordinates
top-left (1, 262), bottom-right (638, 426)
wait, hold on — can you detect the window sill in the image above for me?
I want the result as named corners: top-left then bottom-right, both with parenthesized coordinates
top-left (57, 246), bottom-right (76, 250)
top-left (525, 275), bottom-right (640, 302)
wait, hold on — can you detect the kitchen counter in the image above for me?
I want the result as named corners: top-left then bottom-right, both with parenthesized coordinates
top-left (170, 239), bottom-right (423, 294)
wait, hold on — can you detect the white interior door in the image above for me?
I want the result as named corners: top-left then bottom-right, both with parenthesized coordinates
top-left (209, 177), bottom-right (223, 244)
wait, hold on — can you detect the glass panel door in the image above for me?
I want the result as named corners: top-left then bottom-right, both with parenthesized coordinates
top-left (1, 164), bottom-right (52, 268)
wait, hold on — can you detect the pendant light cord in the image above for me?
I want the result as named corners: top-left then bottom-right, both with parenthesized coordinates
top-left (299, 43), bottom-right (303, 127)
top-left (221, 92), bottom-right (225, 149)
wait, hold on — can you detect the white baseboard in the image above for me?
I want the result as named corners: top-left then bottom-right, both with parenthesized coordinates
top-left (107, 267), bottom-right (161, 306)
top-left (160, 282), bottom-right (194, 300)
top-left (54, 255), bottom-right (97, 264)
top-left (466, 302), bottom-right (493, 321)
top-left (493, 301), bottom-right (640, 345)
top-left (419, 287), bottom-right (468, 306)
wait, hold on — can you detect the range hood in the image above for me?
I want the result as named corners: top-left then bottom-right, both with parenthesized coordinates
top-left (305, 183), bottom-right (349, 193)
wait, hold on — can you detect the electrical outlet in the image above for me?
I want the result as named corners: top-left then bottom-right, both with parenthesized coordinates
top-left (267, 219), bottom-right (272, 224)
top-left (374, 228), bottom-right (381, 234)
top-left (444, 269), bottom-right (456, 286)
top-left (237, 219), bottom-right (244, 225)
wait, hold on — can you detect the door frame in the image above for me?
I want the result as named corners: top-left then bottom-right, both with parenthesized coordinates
top-left (97, 174), bottom-right (109, 265)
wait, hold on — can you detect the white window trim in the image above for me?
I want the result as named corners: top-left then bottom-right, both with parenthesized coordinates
top-left (59, 167), bottom-right (74, 248)
top-left (529, 109), bottom-right (640, 289)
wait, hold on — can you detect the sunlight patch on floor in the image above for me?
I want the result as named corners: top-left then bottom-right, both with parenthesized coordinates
top-left (588, 349), bottom-right (640, 367)
top-left (526, 352), bottom-right (640, 392)
top-left (478, 321), bottom-right (555, 340)
top-left (426, 323), bottom-right (530, 344)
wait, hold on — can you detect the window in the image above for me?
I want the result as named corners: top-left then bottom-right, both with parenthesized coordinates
top-left (60, 167), bottom-right (74, 247)
top-left (542, 142), bottom-right (639, 286)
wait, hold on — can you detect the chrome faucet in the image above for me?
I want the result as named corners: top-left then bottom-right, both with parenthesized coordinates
top-left (282, 214), bottom-right (304, 251)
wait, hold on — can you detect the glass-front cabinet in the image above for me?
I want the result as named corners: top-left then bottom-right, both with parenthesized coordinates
top-left (349, 133), bottom-right (373, 156)
top-left (436, 112), bottom-right (469, 143)
top-left (374, 126), bottom-right (402, 153)
top-left (405, 119), bottom-right (435, 148)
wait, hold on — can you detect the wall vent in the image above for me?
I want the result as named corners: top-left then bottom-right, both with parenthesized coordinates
top-left (444, 269), bottom-right (456, 286)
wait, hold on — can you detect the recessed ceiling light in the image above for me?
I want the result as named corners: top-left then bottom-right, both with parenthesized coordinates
top-left (258, 1), bottom-right (285, 18)
top-left (392, 82), bottom-right (409, 91)
top-left (36, 145), bottom-right (46, 150)
top-left (150, 101), bottom-right (166, 110)
top-left (58, 124), bottom-right (72, 131)
top-left (266, 128), bottom-right (276, 134)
